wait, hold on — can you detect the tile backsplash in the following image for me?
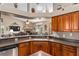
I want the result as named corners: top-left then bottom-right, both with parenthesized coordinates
top-left (52, 32), bottom-right (79, 40)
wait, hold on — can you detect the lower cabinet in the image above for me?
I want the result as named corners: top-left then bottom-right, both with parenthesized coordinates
top-left (18, 42), bottom-right (29, 56)
top-left (50, 42), bottom-right (62, 56)
top-left (18, 41), bottom-right (77, 56)
top-left (62, 44), bottom-right (77, 56)
top-left (30, 41), bottom-right (50, 54)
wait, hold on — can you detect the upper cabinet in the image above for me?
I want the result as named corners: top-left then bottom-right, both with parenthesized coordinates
top-left (61, 13), bottom-right (72, 32)
top-left (57, 15), bottom-right (64, 32)
top-left (52, 16), bottom-right (58, 32)
top-left (71, 12), bottom-right (79, 31)
top-left (52, 11), bottom-right (79, 32)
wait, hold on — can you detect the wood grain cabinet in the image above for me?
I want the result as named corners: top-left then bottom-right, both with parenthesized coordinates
top-left (18, 41), bottom-right (78, 56)
top-left (71, 12), bottom-right (79, 31)
top-left (18, 42), bottom-right (30, 56)
top-left (62, 14), bottom-right (72, 32)
top-left (52, 11), bottom-right (79, 32)
top-left (50, 42), bottom-right (77, 56)
top-left (57, 15), bottom-right (62, 32)
top-left (62, 44), bottom-right (77, 56)
top-left (52, 16), bottom-right (58, 32)
top-left (50, 42), bottom-right (62, 56)
top-left (30, 41), bottom-right (50, 54)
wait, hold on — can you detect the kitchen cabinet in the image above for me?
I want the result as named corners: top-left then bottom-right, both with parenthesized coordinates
top-left (62, 14), bottom-right (72, 32)
top-left (62, 44), bottom-right (77, 56)
top-left (50, 42), bottom-right (77, 56)
top-left (52, 14), bottom-right (72, 32)
top-left (57, 15), bottom-right (63, 32)
top-left (57, 13), bottom-right (72, 32)
top-left (18, 41), bottom-right (78, 56)
top-left (52, 16), bottom-right (58, 32)
top-left (18, 42), bottom-right (30, 56)
top-left (30, 41), bottom-right (50, 54)
top-left (71, 12), bottom-right (79, 31)
top-left (50, 42), bottom-right (62, 56)
top-left (52, 11), bottom-right (79, 32)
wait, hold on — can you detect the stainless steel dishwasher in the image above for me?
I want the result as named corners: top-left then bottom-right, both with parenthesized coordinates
top-left (0, 43), bottom-right (18, 56)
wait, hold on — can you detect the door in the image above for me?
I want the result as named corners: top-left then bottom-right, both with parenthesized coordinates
top-left (62, 44), bottom-right (77, 56)
top-left (52, 16), bottom-right (58, 32)
top-left (30, 41), bottom-right (49, 54)
top-left (71, 12), bottom-right (79, 31)
top-left (18, 42), bottom-right (29, 56)
top-left (30, 42), bottom-right (41, 54)
top-left (50, 42), bottom-right (62, 56)
top-left (62, 14), bottom-right (72, 32)
top-left (40, 42), bottom-right (50, 53)
top-left (58, 15), bottom-right (63, 32)
top-left (57, 13), bottom-right (72, 32)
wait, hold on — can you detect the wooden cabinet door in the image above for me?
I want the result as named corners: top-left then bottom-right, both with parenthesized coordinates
top-left (62, 44), bottom-right (77, 56)
top-left (58, 15), bottom-right (63, 32)
top-left (71, 12), bottom-right (79, 31)
top-left (62, 14), bottom-right (72, 32)
top-left (30, 42), bottom-right (41, 54)
top-left (52, 16), bottom-right (58, 32)
top-left (62, 50), bottom-right (76, 56)
top-left (52, 11), bottom-right (79, 32)
top-left (50, 42), bottom-right (62, 56)
top-left (30, 41), bottom-right (49, 54)
top-left (18, 42), bottom-right (29, 56)
top-left (50, 42), bottom-right (55, 56)
top-left (40, 42), bottom-right (50, 53)
top-left (57, 13), bottom-right (72, 32)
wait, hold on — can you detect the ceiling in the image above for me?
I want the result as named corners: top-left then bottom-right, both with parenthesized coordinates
top-left (0, 3), bottom-right (79, 22)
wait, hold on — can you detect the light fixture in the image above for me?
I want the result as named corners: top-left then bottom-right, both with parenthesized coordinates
top-left (48, 7), bottom-right (53, 13)
top-left (10, 29), bottom-right (13, 33)
top-left (37, 4), bottom-right (43, 12)
top-left (9, 29), bottom-right (14, 35)
top-left (47, 4), bottom-right (53, 13)
top-left (26, 20), bottom-right (30, 24)
top-left (36, 3), bottom-right (53, 13)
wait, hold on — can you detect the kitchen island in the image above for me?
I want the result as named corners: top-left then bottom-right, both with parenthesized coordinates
top-left (0, 35), bottom-right (79, 56)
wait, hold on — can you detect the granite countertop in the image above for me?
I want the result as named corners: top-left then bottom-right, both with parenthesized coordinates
top-left (0, 35), bottom-right (79, 50)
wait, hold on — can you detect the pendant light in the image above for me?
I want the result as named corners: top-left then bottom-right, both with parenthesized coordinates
top-left (26, 20), bottom-right (30, 24)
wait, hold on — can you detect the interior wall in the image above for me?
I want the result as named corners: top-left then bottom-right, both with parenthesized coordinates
top-left (17, 3), bottom-right (27, 12)
top-left (1, 14), bottom-right (24, 34)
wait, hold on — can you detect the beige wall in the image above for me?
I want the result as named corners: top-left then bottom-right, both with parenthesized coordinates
top-left (1, 14), bottom-right (24, 34)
